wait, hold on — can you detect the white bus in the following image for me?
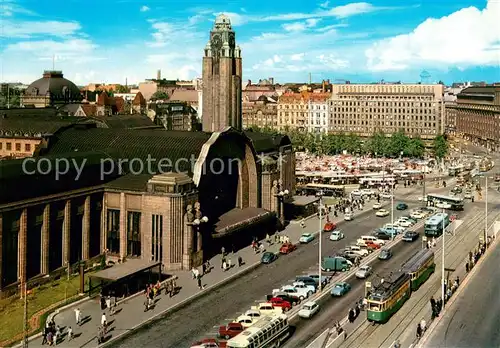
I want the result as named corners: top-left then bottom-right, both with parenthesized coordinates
top-left (424, 213), bottom-right (451, 237)
top-left (226, 314), bottom-right (289, 348)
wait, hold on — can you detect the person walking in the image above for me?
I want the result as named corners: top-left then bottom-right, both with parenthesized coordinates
top-left (74, 308), bottom-right (81, 325)
top-left (106, 296), bottom-right (111, 312)
top-left (238, 256), bottom-right (243, 267)
top-left (67, 326), bottom-right (73, 341)
top-left (222, 260), bottom-right (227, 271)
top-left (197, 275), bottom-right (204, 290)
top-left (101, 313), bottom-right (107, 332)
top-left (41, 326), bottom-right (48, 345)
top-left (420, 318), bottom-right (427, 332)
top-left (416, 323), bottom-right (423, 339)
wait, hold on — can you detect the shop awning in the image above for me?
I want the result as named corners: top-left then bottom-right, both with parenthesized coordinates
top-left (213, 207), bottom-right (275, 237)
top-left (90, 259), bottom-right (161, 282)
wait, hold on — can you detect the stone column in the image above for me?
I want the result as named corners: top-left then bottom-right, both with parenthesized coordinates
top-left (63, 200), bottom-right (71, 267)
top-left (18, 209), bottom-right (28, 287)
top-left (194, 202), bottom-right (203, 252)
top-left (182, 205), bottom-right (194, 269)
top-left (119, 193), bottom-right (127, 261)
top-left (82, 196), bottom-right (90, 261)
top-left (0, 213), bottom-right (3, 289)
top-left (41, 204), bottom-right (50, 275)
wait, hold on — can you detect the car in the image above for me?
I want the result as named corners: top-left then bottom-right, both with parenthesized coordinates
top-left (292, 281), bottom-right (316, 295)
top-left (355, 265), bottom-right (373, 279)
top-left (243, 309), bottom-right (262, 320)
top-left (299, 233), bottom-right (315, 243)
top-left (235, 314), bottom-right (255, 328)
top-left (250, 302), bottom-right (283, 316)
top-left (279, 242), bottom-right (297, 254)
top-left (451, 186), bottom-right (463, 194)
top-left (191, 338), bottom-right (225, 348)
top-left (396, 218), bottom-right (413, 228)
top-left (384, 223), bottom-right (405, 233)
top-left (380, 192), bottom-right (393, 199)
top-left (343, 250), bottom-right (362, 260)
top-left (344, 212), bottom-right (354, 221)
top-left (331, 282), bottom-right (351, 297)
top-left (273, 284), bottom-right (311, 301)
top-left (378, 248), bottom-right (393, 260)
top-left (380, 227), bottom-right (398, 237)
top-left (373, 231), bottom-right (392, 240)
top-left (261, 251), bottom-right (277, 264)
top-left (323, 222), bottom-right (337, 232)
top-left (396, 203), bottom-right (408, 210)
top-left (376, 209), bottom-right (390, 217)
top-left (373, 202), bottom-right (382, 210)
top-left (403, 215), bottom-right (418, 224)
top-left (346, 245), bottom-right (369, 257)
top-left (308, 274), bottom-right (331, 287)
top-left (329, 230), bottom-right (345, 241)
top-left (269, 297), bottom-right (292, 312)
top-left (402, 231), bottom-right (419, 242)
top-left (410, 210), bottom-right (426, 219)
top-left (298, 301), bottom-right (320, 319)
top-left (268, 293), bottom-right (300, 306)
top-left (218, 322), bottom-right (244, 339)
top-left (363, 241), bottom-right (382, 251)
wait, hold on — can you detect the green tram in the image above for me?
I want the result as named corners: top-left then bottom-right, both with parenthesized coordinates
top-left (366, 249), bottom-right (435, 323)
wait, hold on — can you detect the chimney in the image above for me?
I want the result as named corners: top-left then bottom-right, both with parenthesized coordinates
top-left (157, 69), bottom-right (162, 80)
top-left (269, 77), bottom-right (274, 85)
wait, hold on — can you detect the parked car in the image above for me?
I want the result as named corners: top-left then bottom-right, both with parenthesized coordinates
top-left (242, 309), bottom-right (261, 320)
top-left (378, 248), bottom-right (393, 260)
top-left (273, 284), bottom-right (311, 301)
top-left (396, 202), bottom-right (408, 210)
top-left (346, 245), bottom-right (369, 257)
top-left (373, 231), bottom-right (392, 240)
top-left (269, 297), bottom-right (292, 312)
top-left (250, 302), bottom-right (283, 316)
top-left (218, 322), bottom-right (244, 339)
top-left (329, 230), bottom-right (345, 241)
top-left (308, 274), bottom-right (331, 287)
top-left (344, 212), bottom-right (354, 221)
top-left (298, 301), bottom-right (320, 319)
top-left (376, 209), bottom-right (390, 217)
top-left (331, 282), bottom-right (351, 297)
top-left (410, 210), bottom-right (426, 219)
top-left (191, 338), bottom-right (226, 348)
top-left (403, 215), bottom-right (418, 224)
top-left (267, 293), bottom-right (300, 306)
top-left (323, 222), bottom-right (337, 232)
top-left (299, 233), bottom-right (315, 243)
top-left (279, 242), bottom-right (297, 254)
top-left (373, 202), bottom-right (382, 209)
top-left (355, 265), bottom-right (373, 279)
top-left (292, 281), bottom-right (316, 295)
top-left (384, 223), bottom-right (405, 233)
top-left (396, 218), bottom-right (413, 227)
top-left (402, 231), bottom-right (419, 242)
top-left (261, 251), bottom-right (277, 264)
top-left (235, 315), bottom-right (255, 328)
top-left (362, 241), bottom-right (381, 252)
top-left (295, 276), bottom-right (318, 290)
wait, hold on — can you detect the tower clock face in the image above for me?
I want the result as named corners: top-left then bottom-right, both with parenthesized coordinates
top-left (228, 33), bottom-right (235, 47)
top-left (211, 34), bottom-right (222, 51)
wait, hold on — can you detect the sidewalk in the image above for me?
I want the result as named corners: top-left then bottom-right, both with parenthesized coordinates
top-left (23, 191), bottom-right (390, 348)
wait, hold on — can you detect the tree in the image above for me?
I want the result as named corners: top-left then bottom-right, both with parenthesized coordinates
top-left (344, 133), bottom-right (362, 154)
top-left (404, 137), bottom-right (425, 158)
top-left (389, 130), bottom-right (409, 157)
top-left (151, 91), bottom-right (169, 100)
top-left (367, 131), bottom-right (388, 156)
top-left (432, 135), bottom-right (448, 159)
top-left (115, 85), bottom-right (129, 93)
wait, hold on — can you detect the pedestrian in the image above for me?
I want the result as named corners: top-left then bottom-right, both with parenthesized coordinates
top-left (465, 261), bottom-right (470, 273)
top-left (54, 325), bottom-right (60, 345)
top-left (275, 233), bottom-right (279, 243)
top-left (432, 238), bottom-right (436, 248)
top-left (41, 326), bottom-right (48, 345)
top-left (455, 275), bottom-right (460, 286)
top-left (238, 256), bottom-right (243, 267)
top-left (47, 331), bottom-right (53, 346)
top-left (106, 296), bottom-right (111, 311)
top-left (74, 307), bottom-right (81, 325)
top-left (221, 246), bottom-right (226, 257)
top-left (191, 267), bottom-right (197, 279)
top-left (259, 243), bottom-right (265, 253)
top-left (266, 233), bottom-right (271, 244)
top-left (101, 312), bottom-right (107, 327)
top-left (205, 260), bottom-right (211, 273)
top-left (416, 323), bottom-right (422, 339)
top-left (227, 258), bottom-right (232, 269)
top-left (430, 297), bottom-right (436, 311)
top-left (348, 308), bottom-right (355, 323)
top-left (222, 260), bottom-right (227, 271)
top-left (197, 276), bottom-right (204, 290)
top-left (420, 318), bottom-right (427, 332)
top-left (67, 326), bottom-right (73, 341)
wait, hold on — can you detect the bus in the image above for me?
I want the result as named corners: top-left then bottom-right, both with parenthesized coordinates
top-left (424, 212), bottom-right (451, 237)
top-left (226, 314), bottom-right (290, 348)
top-left (448, 165), bottom-right (464, 176)
top-left (427, 194), bottom-right (464, 211)
top-left (366, 271), bottom-right (411, 323)
top-left (400, 249), bottom-right (435, 291)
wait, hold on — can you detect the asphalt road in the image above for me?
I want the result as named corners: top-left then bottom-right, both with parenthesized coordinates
top-left (110, 202), bottom-right (420, 348)
top-left (283, 229), bottom-right (423, 348)
top-left (425, 242), bottom-right (500, 348)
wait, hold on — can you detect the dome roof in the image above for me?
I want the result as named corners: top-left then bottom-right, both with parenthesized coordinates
top-left (25, 70), bottom-right (82, 102)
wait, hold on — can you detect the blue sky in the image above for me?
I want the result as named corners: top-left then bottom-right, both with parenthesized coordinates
top-left (1, 0), bottom-right (499, 85)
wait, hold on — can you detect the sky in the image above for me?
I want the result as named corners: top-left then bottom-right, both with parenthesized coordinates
top-left (0, 0), bottom-right (499, 86)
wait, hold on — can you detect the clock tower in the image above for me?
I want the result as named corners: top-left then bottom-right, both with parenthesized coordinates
top-left (202, 14), bottom-right (242, 132)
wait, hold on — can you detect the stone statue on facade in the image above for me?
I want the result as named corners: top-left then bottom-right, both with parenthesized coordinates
top-left (184, 204), bottom-right (195, 252)
top-left (271, 180), bottom-right (279, 196)
top-left (184, 204), bottom-right (194, 224)
top-left (194, 202), bottom-right (202, 220)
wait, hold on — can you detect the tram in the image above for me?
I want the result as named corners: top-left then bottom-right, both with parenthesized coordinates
top-left (365, 249), bottom-right (435, 323)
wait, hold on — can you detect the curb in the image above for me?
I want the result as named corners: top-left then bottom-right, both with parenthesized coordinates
top-left (417, 235), bottom-right (499, 348)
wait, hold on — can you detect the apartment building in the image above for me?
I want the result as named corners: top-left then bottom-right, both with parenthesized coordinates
top-left (277, 92), bottom-right (331, 133)
top-left (242, 95), bottom-right (278, 129)
top-left (328, 84), bottom-right (444, 139)
top-left (448, 86), bottom-right (500, 151)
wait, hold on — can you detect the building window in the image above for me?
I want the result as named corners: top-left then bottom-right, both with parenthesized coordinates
top-left (151, 214), bottom-right (163, 262)
top-left (25, 143), bottom-right (31, 152)
top-left (6, 142), bottom-right (12, 151)
top-left (127, 211), bottom-right (141, 256)
top-left (15, 143), bottom-right (21, 151)
top-left (106, 209), bottom-right (120, 254)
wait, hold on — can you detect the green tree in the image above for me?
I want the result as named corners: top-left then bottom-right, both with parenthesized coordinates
top-left (367, 131), bottom-right (388, 156)
top-left (151, 91), bottom-right (169, 100)
top-left (344, 133), bottom-right (362, 154)
top-left (389, 130), bottom-right (409, 157)
top-left (404, 137), bottom-right (425, 158)
top-left (432, 135), bottom-right (448, 159)
top-left (115, 85), bottom-right (129, 93)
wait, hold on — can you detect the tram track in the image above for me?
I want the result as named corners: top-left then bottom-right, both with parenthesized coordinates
top-left (337, 207), bottom-right (500, 348)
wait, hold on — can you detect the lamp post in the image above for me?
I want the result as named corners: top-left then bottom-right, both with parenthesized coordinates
top-left (441, 208), bottom-right (446, 309)
top-left (276, 189), bottom-right (290, 226)
top-left (193, 216), bottom-right (209, 252)
top-left (317, 190), bottom-right (324, 292)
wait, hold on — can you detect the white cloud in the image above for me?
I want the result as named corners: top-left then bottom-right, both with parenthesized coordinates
top-left (365, 0), bottom-right (500, 71)
top-left (306, 18), bottom-right (321, 27)
top-left (148, 21), bottom-right (204, 48)
top-left (319, 1), bottom-right (330, 9)
top-left (140, 5), bottom-right (150, 12)
top-left (317, 54), bottom-right (350, 69)
top-left (290, 53), bottom-right (305, 61)
top-left (282, 22), bottom-right (307, 32)
top-left (0, 20), bottom-right (81, 38)
top-left (316, 23), bottom-right (348, 32)
top-left (0, 0), bottom-right (37, 17)
top-left (326, 2), bottom-right (375, 18)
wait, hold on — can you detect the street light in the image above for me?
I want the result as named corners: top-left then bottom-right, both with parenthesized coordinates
top-left (277, 189), bottom-right (290, 226)
top-left (441, 208), bottom-right (446, 309)
top-left (316, 190), bottom-right (324, 292)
